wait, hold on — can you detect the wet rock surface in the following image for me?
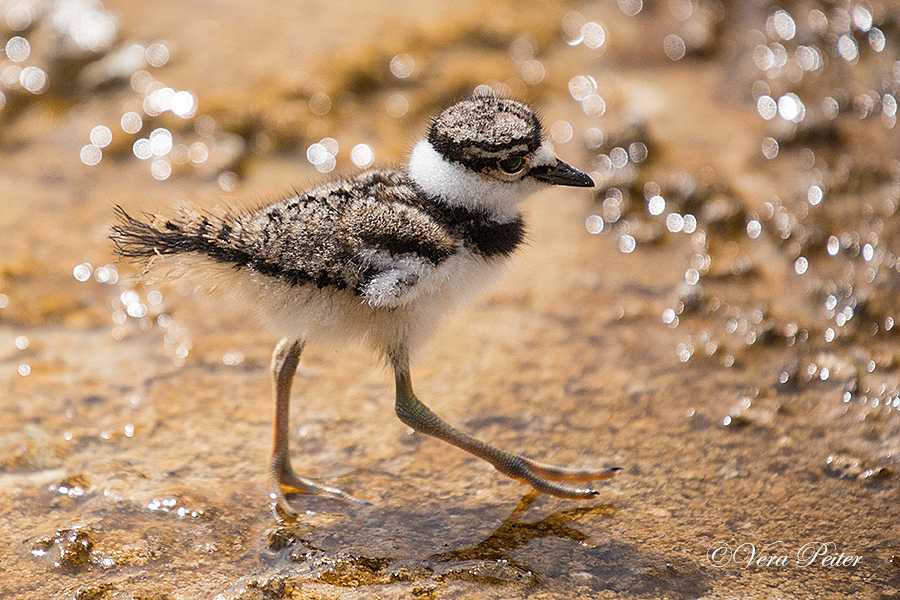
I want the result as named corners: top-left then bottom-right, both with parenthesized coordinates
top-left (1, 0), bottom-right (899, 598)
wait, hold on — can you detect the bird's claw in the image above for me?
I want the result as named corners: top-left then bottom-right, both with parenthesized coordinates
top-left (499, 454), bottom-right (620, 499)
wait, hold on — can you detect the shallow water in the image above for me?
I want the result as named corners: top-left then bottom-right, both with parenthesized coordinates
top-left (1, 0), bottom-right (899, 598)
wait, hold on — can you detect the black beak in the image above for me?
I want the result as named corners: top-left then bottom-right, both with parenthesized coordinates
top-left (530, 159), bottom-right (594, 187)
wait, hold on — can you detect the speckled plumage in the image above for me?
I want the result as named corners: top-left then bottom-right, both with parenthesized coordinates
top-left (427, 93), bottom-right (543, 171)
top-left (113, 169), bottom-right (523, 301)
top-left (111, 92), bottom-right (615, 512)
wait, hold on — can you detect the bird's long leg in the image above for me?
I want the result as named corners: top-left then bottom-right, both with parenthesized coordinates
top-left (270, 338), bottom-right (367, 514)
top-left (389, 348), bottom-right (619, 498)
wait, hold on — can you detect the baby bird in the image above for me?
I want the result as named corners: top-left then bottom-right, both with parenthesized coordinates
top-left (111, 91), bottom-right (619, 513)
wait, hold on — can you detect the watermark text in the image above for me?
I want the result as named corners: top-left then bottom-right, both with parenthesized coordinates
top-left (707, 541), bottom-right (862, 568)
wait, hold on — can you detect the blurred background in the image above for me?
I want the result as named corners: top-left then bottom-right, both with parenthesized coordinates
top-left (1, 0), bottom-right (899, 598)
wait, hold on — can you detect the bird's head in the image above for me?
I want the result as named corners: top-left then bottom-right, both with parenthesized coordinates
top-left (410, 91), bottom-right (594, 220)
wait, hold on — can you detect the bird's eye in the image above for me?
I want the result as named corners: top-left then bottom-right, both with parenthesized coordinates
top-left (497, 156), bottom-right (526, 174)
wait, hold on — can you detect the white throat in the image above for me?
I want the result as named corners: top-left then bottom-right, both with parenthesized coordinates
top-left (408, 140), bottom-right (544, 223)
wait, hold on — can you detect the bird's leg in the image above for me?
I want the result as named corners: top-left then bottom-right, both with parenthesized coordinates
top-left (389, 348), bottom-right (619, 498)
top-left (270, 337), bottom-right (366, 514)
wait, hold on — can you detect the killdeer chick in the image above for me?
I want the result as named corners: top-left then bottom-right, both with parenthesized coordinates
top-left (111, 91), bottom-right (619, 514)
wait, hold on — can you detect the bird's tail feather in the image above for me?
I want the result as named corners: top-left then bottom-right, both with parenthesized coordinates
top-left (110, 205), bottom-right (243, 265)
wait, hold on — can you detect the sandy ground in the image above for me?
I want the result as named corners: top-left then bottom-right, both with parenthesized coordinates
top-left (1, 0), bottom-right (899, 598)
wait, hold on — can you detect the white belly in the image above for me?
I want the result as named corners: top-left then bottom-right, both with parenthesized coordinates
top-left (169, 250), bottom-right (510, 355)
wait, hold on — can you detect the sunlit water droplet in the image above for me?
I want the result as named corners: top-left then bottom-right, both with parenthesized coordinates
top-left (619, 234), bottom-right (636, 253)
top-left (80, 144), bottom-right (102, 166)
top-left (629, 142), bottom-right (648, 163)
top-left (307, 143), bottom-right (328, 166)
top-left (520, 59), bottom-right (545, 85)
top-left (666, 213), bottom-right (684, 232)
top-left (747, 219), bottom-right (761, 238)
top-left (385, 93), bottom-right (409, 118)
top-left (170, 144), bottom-right (189, 165)
top-left (146, 42), bottom-right (170, 67)
top-left (883, 94), bottom-right (897, 118)
top-left (550, 120), bottom-right (572, 144)
top-left (309, 92), bottom-right (331, 115)
top-left (319, 137), bottom-right (339, 156)
top-left (609, 146), bottom-right (628, 169)
top-left (585, 214), bottom-right (604, 234)
top-left (823, 96), bottom-right (839, 120)
top-left (144, 87), bottom-right (174, 115)
top-left (753, 44), bottom-right (774, 71)
top-left (663, 34), bottom-right (686, 61)
top-left (5, 36), bottom-right (30, 62)
top-left (509, 37), bottom-right (535, 64)
top-left (582, 93), bottom-right (606, 117)
top-left (315, 154), bottom-right (336, 173)
top-left (617, 0), bottom-right (642, 17)
top-left (807, 185), bottom-right (822, 206)
top-left (170, 91), bottom-right (197, 118)
top-left (150, 158), bottom-right (171, 180)
top-left (1, 63), bottom-right (21, 88)
top-left (149, 128), bottom-right (173, 156)
top-left (93, 264), bottom-right (117, 284)
top-left (5, 4), bottom-right (34, 30)
top-left (130, 69), bottom-right (153, 94)
top-left (761, 137), bottom-right (779, 159)
top-left (121, 111), bottom-right (142, 134)
top-left (771, 9), bottom-right (796, 41)
top-left (581, 22), bottom-right (606, 49)
top-left (669, 0), bottom-right (693, 20)
top-left (350, 143), bottom-right (374, 168)
top-left (568, 75), bottom-right (595, 101)
top-left (389, 53), bottom-right (415, 79)
top-left (837, 35), bottom-right (858, 62)
top-left (757, 95), bottom-right (777, 120)
top-left (869, 28), bottom-right (885, 52)
top-left (189, 141), bottom-right (209, 164)
top-left (795, 45), bottom-right (821, 71)
top-left (777, 93), bottom-right (804, 122)
top-left (19, 66), bottom-right (47, 94)
top-left (133, 138), bottom-right (152, 160)
top-left (562, 11), bottom-right (587, 45)
top-left (90, 125), bottom-right (112, 148)
top-left (218, 171), bottom-right (237, 192)
top-left (583, 127), bottom-right (605, 150)
top-left (73, 263), bottom-right (92, 281)
top-left (852, 5), bottom-right (872, 32)
top-left (683, 214), bottom-right (697, 234)
top-left (862, 243), bottom-right (874, 262)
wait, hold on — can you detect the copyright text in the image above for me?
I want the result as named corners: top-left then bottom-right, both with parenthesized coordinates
top-left (706, 541), bottom-right (862, 568)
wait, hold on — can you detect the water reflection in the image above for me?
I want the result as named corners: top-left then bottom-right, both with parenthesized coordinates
top-left (430, 491), bottom-right (616, 583)
top-left (264, 491), bottom-right (617, 590)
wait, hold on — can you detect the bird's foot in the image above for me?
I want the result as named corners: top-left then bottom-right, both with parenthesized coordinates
top-left (498, 454), bottom-right (620, 499)
top-left (271, 463), bottom-right (370, 518)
